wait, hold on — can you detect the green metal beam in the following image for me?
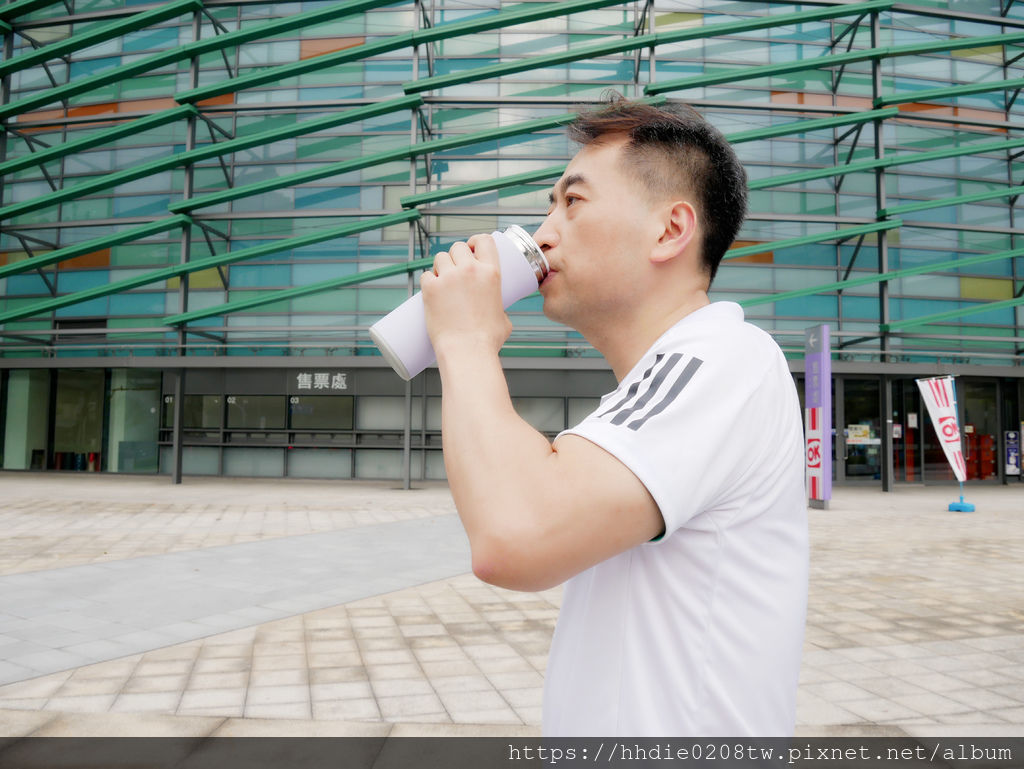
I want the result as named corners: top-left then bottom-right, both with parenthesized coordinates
top-left (168, 99), bottom-right (668, 214)
top-left (0, 0), bottom-right (402, 121)
top-left (749, 135), bottom-right (1024, 192)
top-left (0, 104), bottom-right (197, 177)
top-left (724, 220), bottom-right (902, 261)
top-left (0, 210), bottom-right (420, 326)
top-left (174, 0), bottom-right (632, 104)
top-left (874, 77), bottom-right (1024, 107)
top-left (400, 164), bottom-right (567, 208)
top-left (645, 32), bottom-right (1024, 96)
top-left (404, 0), bottom-right (894, 94)
top-left (164, 256), bottom-right (435, 326)
top-left (0, 0), bottom-right (59, 22)
top-left (174, 35), bottom-right (416, 106)
top-left (880, 184), bottom-right (1024, 217)
top-left (398, 111), bottom-right (902, 209)
top-left (162, 222), bottom-right (909, 328)
top-left (0, 0), bottom-right (200, 78)
top-left (725, 107), bottom-right (898, 144)
top-left (0, 19), bottom-right (11, 33)
top-left (0, 215), bottom-right (191, 280)
top-left (742, 246), bottom-right (1024, 308)
top-left (882, 289), bottom-right (1024, 332)
top-left (0, 95), bottom-right (421, 222)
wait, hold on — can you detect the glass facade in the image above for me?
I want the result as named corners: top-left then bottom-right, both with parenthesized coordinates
top-left (1, 0), bottom-right (1022, 483)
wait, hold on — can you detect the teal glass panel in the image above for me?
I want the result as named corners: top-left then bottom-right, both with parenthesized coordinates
top-left (109, 292), bottom-right (166, 315)
top-left (6, 274), bottom-right (50, 295)
top-left (57, 270), bottom-right (108, 292)
top-left (775, 295), bottom-right (838, 317)
top-left (123, 26), bottom-right (180, 53)
top-left (364, 60), bottom-right (413, 82)
top-left (55, 297), bottom-right (108, 317)
top-left (69, 56), bottom-right (121, 78)
top-left (292, 262), bottom-right (358, 284)
top-left (842, 296), bottom-right (879, 320)
top-left (114, 195), bottom-right (172, 217)
top-left (231, 265), bottom-right (290, 288)
top-left (293, 185), bottom-right (361, 209)
top-left (891, 298), bottom-right (961, 320)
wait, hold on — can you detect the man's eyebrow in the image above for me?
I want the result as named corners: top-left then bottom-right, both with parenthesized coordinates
top-left (547, 173), bottom-right (587, 205)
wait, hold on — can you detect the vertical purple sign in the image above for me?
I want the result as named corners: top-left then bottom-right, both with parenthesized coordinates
top-left (804, 324), bottom-right (832, 507)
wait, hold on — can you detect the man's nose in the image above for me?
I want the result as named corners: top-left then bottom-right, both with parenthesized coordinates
top-left (532, 216), bottom-right (558, 252)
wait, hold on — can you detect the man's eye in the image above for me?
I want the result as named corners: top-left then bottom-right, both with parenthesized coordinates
top-left (565, 195), bottom-right (580, 207)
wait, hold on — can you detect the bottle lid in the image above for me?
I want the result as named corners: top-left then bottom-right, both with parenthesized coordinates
top-left (503, 224), bottom-right (549, 284)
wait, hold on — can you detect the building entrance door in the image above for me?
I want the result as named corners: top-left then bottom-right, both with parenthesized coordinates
top-left (962, 380), bottom-right (998, 482)
top-left (842, 378), bottom-right (881, 481)
top-left (52, 369), bottom-right (106, 471)
top-left (891, 379), bottom-right (923, 483)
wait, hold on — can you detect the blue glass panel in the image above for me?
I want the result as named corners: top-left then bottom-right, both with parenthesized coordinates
top-left (231, 265), bottom-right (291, 288)
top-left (963, 305), bottom-right (1015, 326)
top-left (114, 194), bottom-right (172, 218)
top-left (58, 271), bottom-right (108, 292)
top-left (122, 27), bottom-right (179, 53)
top-left (568, 59), bottom-right (632, 80)
top-left (294, 186), bottom-right (361, 209)
top-left (364, 61), bottom-right (413, 82)
top-left (292, 241), bottom-right (361, 260)
top-left (69, 56), bottom-right (121, 78)
top-left (892, 297), bottom-right (961, 320)
top-left (842, 296), bottom-right (879, 320)
top-left (432, 59), bottom-right (499, 76)
top-left (775, 295), bottom-right (838, 317)
top-left (773, 243), bottom-right (835, 267)
top-left (299, 86), bottom-right (364, 100)
top-left (56, 297), bottom-right (108, 317)
top-left (109, 292), bottom-right (165, 315)
top-left (6, 274), bottom-right (51, 295)
top-left (293, 262), bottom-right (358, 284)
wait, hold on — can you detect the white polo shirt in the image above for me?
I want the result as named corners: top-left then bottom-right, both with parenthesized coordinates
top-left (543, 301), bottom-right (808, 737)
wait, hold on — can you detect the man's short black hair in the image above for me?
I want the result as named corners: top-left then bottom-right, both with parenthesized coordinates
top-left (568, 94), bottom-right (747, 286)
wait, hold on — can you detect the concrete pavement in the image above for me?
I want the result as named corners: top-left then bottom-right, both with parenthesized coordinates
top-left (0, 473), bottom-right (1022, 737)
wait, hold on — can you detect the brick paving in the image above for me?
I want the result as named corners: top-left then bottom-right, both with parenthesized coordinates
top-left (0, 472), bottom-right (1022, 737)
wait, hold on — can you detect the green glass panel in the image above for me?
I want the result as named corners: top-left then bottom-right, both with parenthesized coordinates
top-left (60, 198), bottom-right (114, 220)
top-left (291, 290), bottom-right (358, 312)
top-left (110, 244), bottom-right (176, 267)
top-left (120, 75), bottom-right (177, 99)
top-left (227, 291), bottom-right (290, 314)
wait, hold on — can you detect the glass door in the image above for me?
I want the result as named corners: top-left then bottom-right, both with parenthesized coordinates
top-left (891, 379), bottom-right (923, 483)
top-left (962, 380), bottom-right (998, 482)
top-left (842, 378), bottom-right (881, 481)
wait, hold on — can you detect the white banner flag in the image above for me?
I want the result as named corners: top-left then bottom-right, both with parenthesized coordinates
top-left (916, 376), bottom-right (967, 482)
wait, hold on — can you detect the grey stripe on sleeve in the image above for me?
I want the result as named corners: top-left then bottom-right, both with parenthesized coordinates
top-left (596, 353), bottom-right (663, 419)
top-left (610, 352), bottom-right (683, 426)
top-left (626, 356), bottom-right (703, 431)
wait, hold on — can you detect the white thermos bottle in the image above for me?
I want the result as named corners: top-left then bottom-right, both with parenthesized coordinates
top-left (369, 225), bottom-right (548, 380)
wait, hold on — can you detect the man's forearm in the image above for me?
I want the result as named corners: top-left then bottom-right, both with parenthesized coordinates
top-left (436, 340), bottom-right (559, 588)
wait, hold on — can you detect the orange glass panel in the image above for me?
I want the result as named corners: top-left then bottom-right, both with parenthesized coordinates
top-left (63, 248), bottom-right (111, 269)
top-left (299, 37), bottom-right (365, 61)
top-left (729, 242), bottom-right (774, 264)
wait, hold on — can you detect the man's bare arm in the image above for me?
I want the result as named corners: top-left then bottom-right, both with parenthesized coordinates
top-left (421, 235), bottom-right (662, 592)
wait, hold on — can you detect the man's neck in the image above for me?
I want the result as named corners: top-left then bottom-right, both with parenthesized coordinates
top-left (590, 291), bottom-right (711, 382)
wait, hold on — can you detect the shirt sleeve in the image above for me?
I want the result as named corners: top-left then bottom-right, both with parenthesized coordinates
top-left (559, 348), bottom-right (763, 539)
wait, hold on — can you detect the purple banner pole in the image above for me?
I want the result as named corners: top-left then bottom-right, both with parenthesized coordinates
top-left (805, 324), bottom-right (832, 509)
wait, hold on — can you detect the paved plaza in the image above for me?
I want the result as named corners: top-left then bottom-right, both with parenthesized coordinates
top-left (0, 472), bottom-right (1022, 738)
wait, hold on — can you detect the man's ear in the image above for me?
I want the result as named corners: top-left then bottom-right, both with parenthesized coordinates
top-left (650, 200), bottom-right (697, 264)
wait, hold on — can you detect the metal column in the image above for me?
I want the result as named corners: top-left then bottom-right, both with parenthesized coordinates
top-left (871, 10), bottom-right (894, 492)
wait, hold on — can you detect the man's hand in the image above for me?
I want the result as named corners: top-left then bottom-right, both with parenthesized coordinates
top-left (420, 234), bottom-right (512, 356)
